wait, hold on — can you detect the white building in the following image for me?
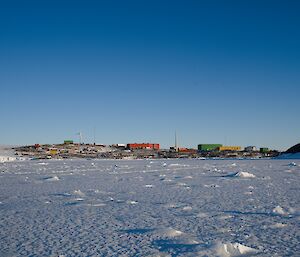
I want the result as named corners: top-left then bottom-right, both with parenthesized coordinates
top-left (245, 146), bottom-right (257, 152)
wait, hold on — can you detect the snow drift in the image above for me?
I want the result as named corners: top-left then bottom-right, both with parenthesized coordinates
top-left (214, 242), bottom-right (259, 257)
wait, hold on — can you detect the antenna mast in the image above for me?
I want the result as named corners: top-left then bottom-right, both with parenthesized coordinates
top-left (93, 127), bottom-right (96, 145)
top-left (175, 131), bottom-right (178, 152)
top-left (78, 132), bottom-right (83, 145)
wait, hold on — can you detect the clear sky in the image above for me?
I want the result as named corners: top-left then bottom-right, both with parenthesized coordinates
top-left (1, 0), bottom-right (299, 151)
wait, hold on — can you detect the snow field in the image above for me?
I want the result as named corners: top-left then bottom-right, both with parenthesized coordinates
top-left (0, 159), bottom-right (299, 256)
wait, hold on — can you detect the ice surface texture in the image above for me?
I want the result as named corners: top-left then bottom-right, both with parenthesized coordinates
top-left (0, 159), bottom-right (299, 256)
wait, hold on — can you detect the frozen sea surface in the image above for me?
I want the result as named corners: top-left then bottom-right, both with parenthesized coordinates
top-left (0, 159), bottom-right (299, 256)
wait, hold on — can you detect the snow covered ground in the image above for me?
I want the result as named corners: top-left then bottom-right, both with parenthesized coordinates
top-left (0, 146), bottom-right (17, 162)
top-left (0, 159), bottom-right (299, 256)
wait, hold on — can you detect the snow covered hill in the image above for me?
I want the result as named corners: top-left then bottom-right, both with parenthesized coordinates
top-left (276, 152), bottom-right (300, 159)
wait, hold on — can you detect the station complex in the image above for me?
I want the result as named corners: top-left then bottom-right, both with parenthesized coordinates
top-left (13, 139), bottom-right (278, 160)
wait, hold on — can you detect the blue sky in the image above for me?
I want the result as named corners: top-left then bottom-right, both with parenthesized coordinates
top-left (0, 0), bottom-right (299, 150)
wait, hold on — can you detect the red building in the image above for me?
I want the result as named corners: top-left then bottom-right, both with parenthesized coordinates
top-left (127, 143), bottom-right (160, 150)
top-left (178, 148), bottom-right (198, 154)
top-left (34, 144), bottom-right (41, 149)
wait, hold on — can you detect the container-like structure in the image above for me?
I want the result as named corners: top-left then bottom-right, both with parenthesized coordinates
top-left (260, 147), bottom-right (269, 153)
top-left (218, 146), bottom-right (241, 151)
top-left (64, 140), bottom-right (74, 145)
top-left (127, 143), bottom-right (160, 150)
top-left (198, 144), bottom-right (222, 151)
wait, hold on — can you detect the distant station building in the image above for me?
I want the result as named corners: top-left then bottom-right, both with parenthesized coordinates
top-left (116, 144), bottom-right (126, 147)
top-left (127, 143), bottom-right (160, 150)
top-left (49, 148), bottom-right (58, 155)
top-left (112, 144), bottom-right (126, 149)
top-left (218, 146), bottom-right (242, 151)
top-left (34, 144), bottom-right (41, 149)
top-left (260, 147), bottom-right (269, 153)
top-left (178, 148), bottom-right (198, 154)
top-left (198, 144), bottom-right (242, 152)
top-left (198, 144), bottom-right (222, 152)
top-left (64, 140), bottom-right (74, 145)
top-left (245, 146), bottom-right (257, 152)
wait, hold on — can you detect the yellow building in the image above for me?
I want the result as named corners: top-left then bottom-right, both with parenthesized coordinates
top-left (49, 148), bottom-right (58, 155)
top-left (218, 146), bottom-right (241, 151)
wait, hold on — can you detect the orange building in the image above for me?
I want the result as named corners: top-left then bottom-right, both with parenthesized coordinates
top-left (178, 148), bottom-right (197, 154)
top-left (127, 143), bottom-right (160, 150)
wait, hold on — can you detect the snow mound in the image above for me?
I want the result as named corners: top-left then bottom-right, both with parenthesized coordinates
top-left (91, 203), bottom-right (106, 207)
top-left (197, 212), bottom-right (208, 218)
top-left (215, 242), bottom-right (258, 256)
top-left (288, 162), bottom-right (297, 166)
top-left (157, 228), bottom-right (184, 237)
top-left (38, 162), bottom-right (48, 165)
top-left (168, 163), bottom-right (189, 167)
top-left (127, 200), bottom-right (138, 205)
top-left (74, 198), bottom-right (84, 201)
top-left (272, 206), bottom-right (289, 216)
top-left (204, 184), bottom-right (220, 188)
top-left (45, 176), bottom-right (60, 181)
top-left (224, 171), bottom-right (256, 178)
top-left (182, 206), bottom-right (193, 211)
top-left (269, 223), bottom-right (287, 229)
top-left (235, 172), bottom-right (256, 178)
top-left (73, 190), bottom-right (85, 197)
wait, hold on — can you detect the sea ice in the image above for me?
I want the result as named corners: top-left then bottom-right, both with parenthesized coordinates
top-left (0, 159), bottom-right (298, 256)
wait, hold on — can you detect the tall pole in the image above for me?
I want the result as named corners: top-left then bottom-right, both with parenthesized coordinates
top-left (175, 131), bottom-right (178, 152)
top-left (93, 127), bottom-right (96, 145)
top-left (78, 132), bottom-right (83, 145)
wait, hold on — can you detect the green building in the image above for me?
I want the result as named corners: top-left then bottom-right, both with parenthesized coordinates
top-left (198, 144), bottom-right (222, 151)
top-left (64, 140), bottom-right (74, 145)
top-left (260, 147), bottom-right (269, 153)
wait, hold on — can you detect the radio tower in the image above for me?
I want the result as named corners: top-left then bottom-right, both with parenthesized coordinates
top-left (175, 131), bottom-right (178, 152)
